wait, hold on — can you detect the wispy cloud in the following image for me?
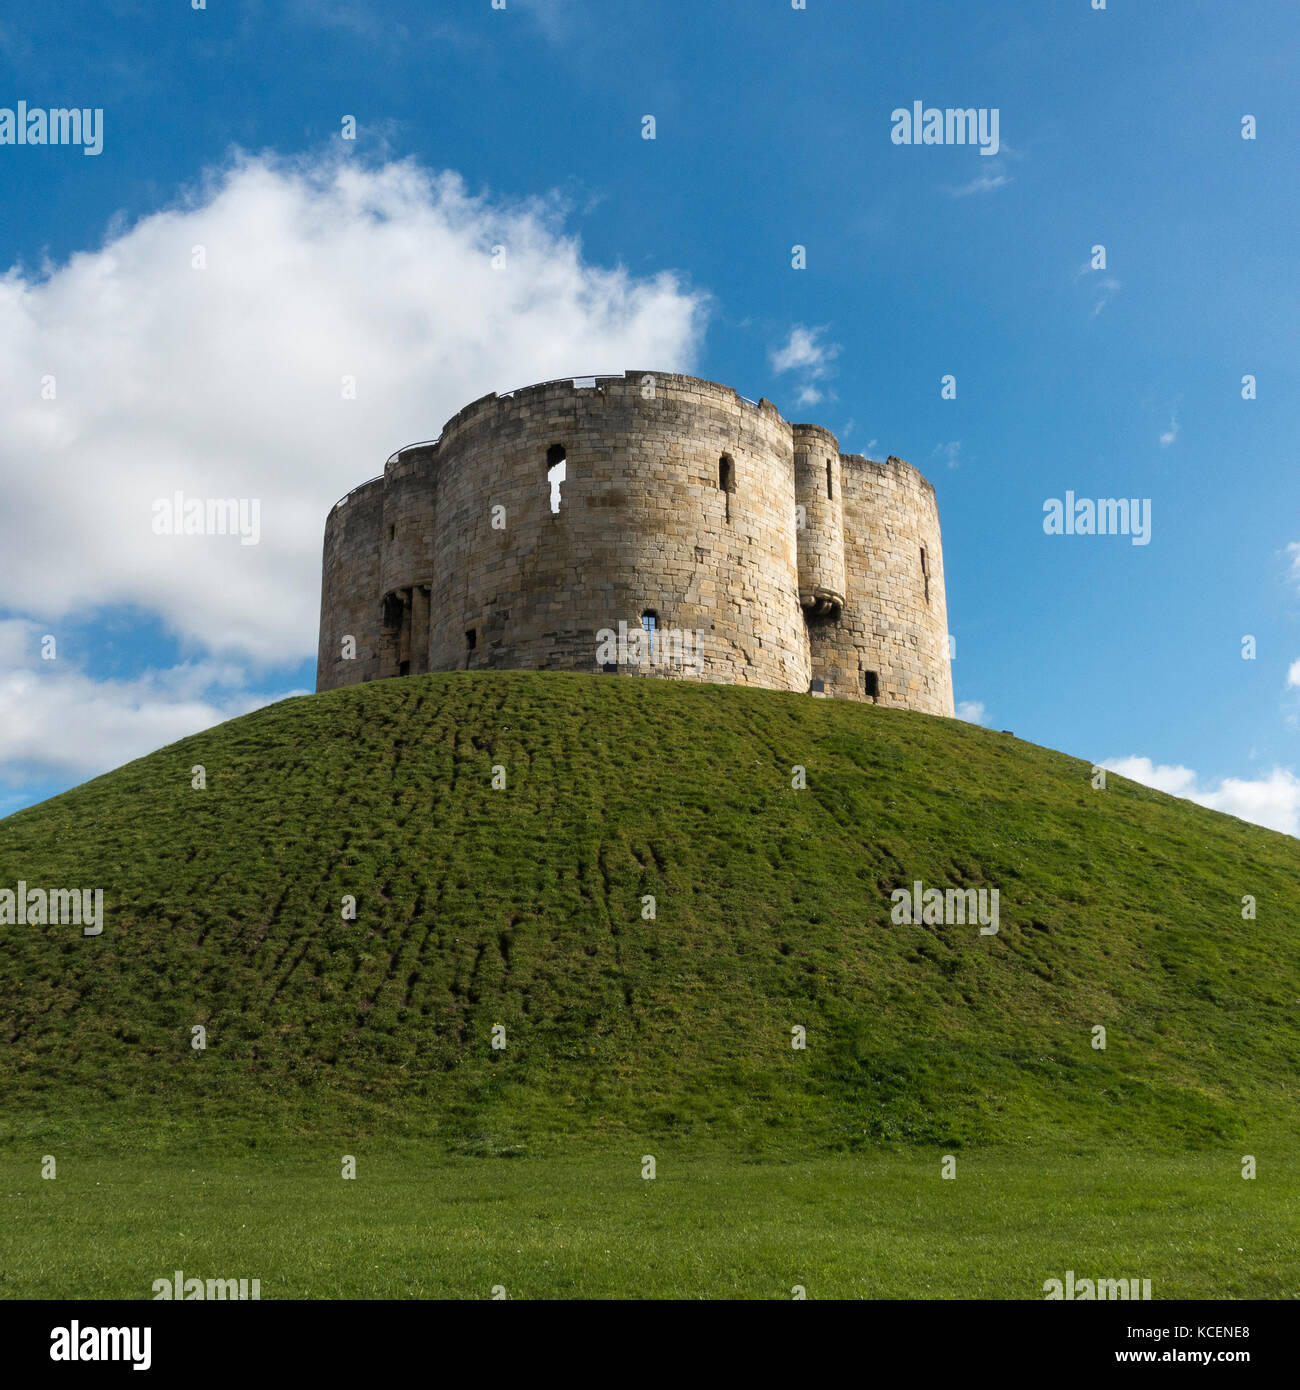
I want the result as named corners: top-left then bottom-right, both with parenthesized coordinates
top-left (1286, 542), bottom-right (1300, 590)
top-left (511, 0), bottom-right (581, 43)
top-left (948, 169), bottom-right (1011, 198)
top-left (1159, 412), bottom-right (1179, 448)
top-left (1090, 276), bottom-right (1121, 316)
top-left (1074, 257), bottom-right (1121, 316)
top-left (769, 324), bottom-right (840, 407)
top-left (931, 440), bottom-right (962, 469)
top-left (292, 0), bottom-right (476, 51)
top-left (292, 0), bottom-right (409, 44)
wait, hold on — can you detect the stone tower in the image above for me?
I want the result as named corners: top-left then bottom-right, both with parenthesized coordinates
top-left (316, 372), bottom-right (954, 716)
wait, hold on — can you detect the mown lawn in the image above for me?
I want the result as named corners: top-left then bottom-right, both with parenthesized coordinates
top-left (1, 1144), bottom-right (1295, 1300)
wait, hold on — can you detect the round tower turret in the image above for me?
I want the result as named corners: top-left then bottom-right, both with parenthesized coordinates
top-left (792, 423), bottom-right (846, 617)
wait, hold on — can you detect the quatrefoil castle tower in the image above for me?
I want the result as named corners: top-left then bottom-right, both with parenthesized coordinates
top-left (316, 372), bottom-right (955, 716)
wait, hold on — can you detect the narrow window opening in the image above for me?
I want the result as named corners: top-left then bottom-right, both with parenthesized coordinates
top-left (388, 525), bottom-right (395, 541)
top-left (641, 609), bottom-right (658, 658)
top-left (546, 444), bottom-right (567, 514)
top-left (864, 670), bottom-right (880, 702)
top-left (826, 459), bottom-right (833, 500)
top-left (719, 454), bottom-right (735, 522)
top-left (920, 546), bottom-right (930, 604)
top-left (466, 629), bottom-right (477, 651)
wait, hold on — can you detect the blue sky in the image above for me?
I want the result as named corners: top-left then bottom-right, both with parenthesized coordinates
top-left (1, 0), bottom-right (1298, 832)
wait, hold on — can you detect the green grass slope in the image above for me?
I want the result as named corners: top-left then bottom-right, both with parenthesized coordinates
top-left (1, 672), bottom-right (1296, 1156)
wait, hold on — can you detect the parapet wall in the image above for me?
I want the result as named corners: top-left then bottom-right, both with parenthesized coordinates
top-left (316, 372), bottom-right (954, 715)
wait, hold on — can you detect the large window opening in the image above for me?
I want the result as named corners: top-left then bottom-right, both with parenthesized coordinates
top-left (864, 670), bottom-right (880, 702)
top-left (546, 444), bottom-right (567, 514)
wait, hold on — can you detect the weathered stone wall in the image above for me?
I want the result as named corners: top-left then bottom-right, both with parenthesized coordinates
top-left (315, 372), bottom-right (955, 716)
top-left (423, 373), bottom-right (807, 689)
top-left (317, 476), bottom-right (384, 689)
top-left (807, 454), bottom-right (954, 715)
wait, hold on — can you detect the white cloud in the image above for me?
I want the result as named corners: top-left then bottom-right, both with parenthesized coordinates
top-left (1102, 756), bottom-right (1300, 838)
top-left (1103, 756), bottom-right (1199, 797)
top-left (1091, 276), bottom-right (1121, 316)
top-left (1159, 413), bottom-right (1179, 448)
top-left (1286, 542), bottom-right (1300, 589)
top-left (1075, 259), bottom-right (1122, 317)
top-left (948, 170), bottom-right (1011, 198)
top-left (292, 0), bottom-right (405, 42)
top-left (510, 0), bottom-right (580, 42)
top-left (0, 150), bottom-right (707, 668)
top-left (956, 700), bottom-right (988, 725)
top-left (0, 619), bottom-right (308, 801)
top-left (0, 652), bottom-right (298, 790)
top-left (1287, 660), bottom-right (1300, 690)
top-left (0, 618), bottom-right (41, 670)
top-left (769, 324), bottom-right (840, 408)
top-left (770, 325), bottom-right (833, 373)
top-left (932, 440), bottom-right (962, 469)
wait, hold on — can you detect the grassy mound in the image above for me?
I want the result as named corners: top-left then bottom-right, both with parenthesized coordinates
top-left (1, 672), bottom-right (1296, 1156)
